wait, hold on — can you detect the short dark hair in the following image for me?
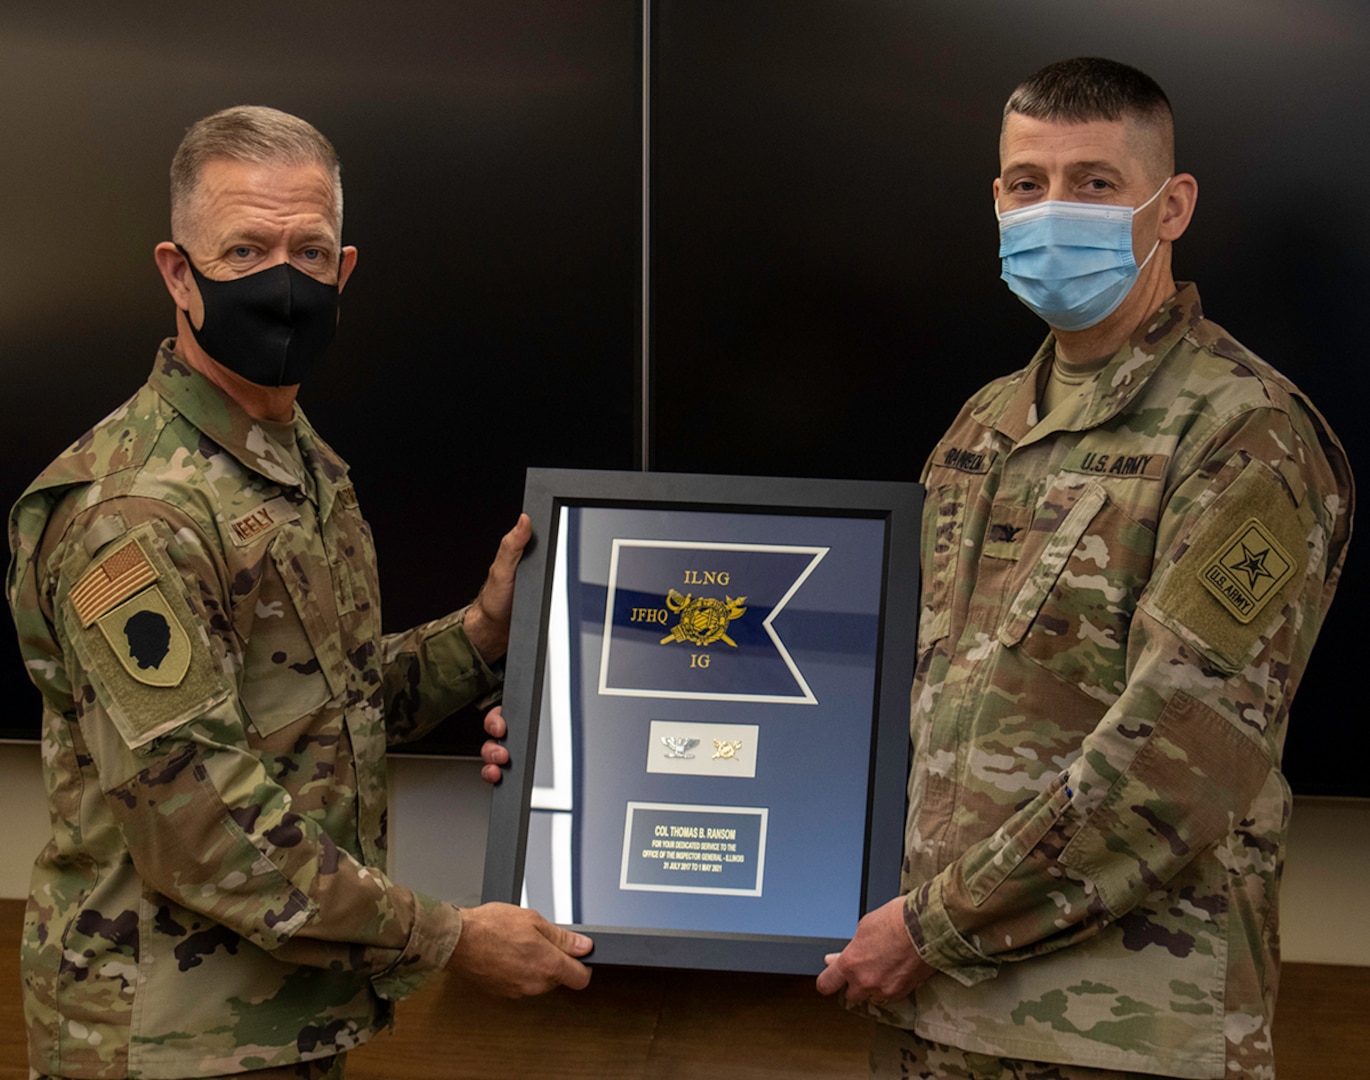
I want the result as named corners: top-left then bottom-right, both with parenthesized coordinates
top-left (170, 105), bottom-right (343, 244)
top-left (1002, 57), bottom-right (1174, 177)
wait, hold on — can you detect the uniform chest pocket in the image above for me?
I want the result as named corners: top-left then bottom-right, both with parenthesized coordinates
top-left (919, 478), bottom-right (969, 652)
top-left (999, 480), bottom-right (1156, 697)
top-left (325, 499), bottom-right (381, 641)
top-left (235, 527), bottom-right (349, 738)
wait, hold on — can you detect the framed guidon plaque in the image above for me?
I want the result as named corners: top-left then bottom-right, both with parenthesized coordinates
top-left (482, 468), bottom-right (922, 974)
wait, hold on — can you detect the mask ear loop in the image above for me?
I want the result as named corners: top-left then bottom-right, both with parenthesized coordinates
top-left (1132, 177), bottom-right (1172, 273)
top-left (1135, 176), bottom-right (1172, 214)
top-left (172, 243), bottom-right (201, 314)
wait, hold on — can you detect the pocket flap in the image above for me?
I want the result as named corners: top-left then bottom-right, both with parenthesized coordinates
top-left (999, 482), bottom-right (1107, 647)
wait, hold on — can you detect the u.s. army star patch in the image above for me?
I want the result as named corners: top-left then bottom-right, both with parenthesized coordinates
top-left (96, 587), bottom-right (192, 687)
top-left (1198, 517), bottom-right (1296, 624)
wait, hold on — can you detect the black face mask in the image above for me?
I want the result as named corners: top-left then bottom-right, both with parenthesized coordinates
top-left (178, 246), bottom-right (341, 387)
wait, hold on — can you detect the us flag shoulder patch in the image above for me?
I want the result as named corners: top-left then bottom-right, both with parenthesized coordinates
top-left (70, 537), bottom-right (158, 628)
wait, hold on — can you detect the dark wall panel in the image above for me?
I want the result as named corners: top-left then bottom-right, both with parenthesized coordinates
top-left (2, 1), bottom-right (1363, 793)
top-left (0, 3), bottom-right (639, 746)
top-left (651, 0), bottom-right (1368, 795)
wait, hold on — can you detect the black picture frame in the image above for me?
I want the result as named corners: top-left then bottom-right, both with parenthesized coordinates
top-left (482, 468), bottom-right (922, 974)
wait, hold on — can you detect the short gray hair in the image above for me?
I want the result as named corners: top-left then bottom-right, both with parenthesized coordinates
top-left (170, 105), bottom-right (343, 244)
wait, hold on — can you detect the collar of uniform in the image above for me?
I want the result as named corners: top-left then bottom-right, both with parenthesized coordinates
top-left (970, 341), bottom-right (1055, 443)
top-left (972, 283), bottom-right (1205, 444)
top-left (1077, 282), bottom-right (1203, 427)
top-left (292, 409), bottom-right (353, 523)
top-left (147, 340), bottom-right (310, 491)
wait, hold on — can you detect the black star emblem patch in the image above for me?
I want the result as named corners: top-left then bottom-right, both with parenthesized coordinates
top-left (1199, 518), bottom-right (1296, 624)
top-left (1230, 542), bottom-right (1277, 590)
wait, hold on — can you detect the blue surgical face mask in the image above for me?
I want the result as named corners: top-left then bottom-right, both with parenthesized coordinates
top-left (995, 179), bottom-right (1170, 332)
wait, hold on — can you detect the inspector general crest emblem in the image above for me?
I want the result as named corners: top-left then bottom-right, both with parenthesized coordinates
top-left (658, 588), bottom-right (748, 648)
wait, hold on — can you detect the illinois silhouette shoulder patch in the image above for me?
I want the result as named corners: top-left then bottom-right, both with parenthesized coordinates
top-left (96, 587), bottom-right (192, 687)
top-left (64, 522), bottom-right (232, 750)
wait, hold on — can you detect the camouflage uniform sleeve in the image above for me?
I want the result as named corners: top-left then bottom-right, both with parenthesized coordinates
top-left (905, 405), bottom-right (1353, 986)
top-left (380, 607), bottom-right (503, 747)
top-left (50, 498), bottom-right (464, 999)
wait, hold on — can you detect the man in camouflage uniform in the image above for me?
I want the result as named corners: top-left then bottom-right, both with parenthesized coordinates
top-left (6, 106), bottom-right (591, 1080)
top-left (818, 58), bottom-right (1353, 1079)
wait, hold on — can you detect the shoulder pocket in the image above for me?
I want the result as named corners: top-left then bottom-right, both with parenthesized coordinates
top-left (63, 522), bottom-right (230, 750)
top-left (1143, 458), bottom-right (1308, 675)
